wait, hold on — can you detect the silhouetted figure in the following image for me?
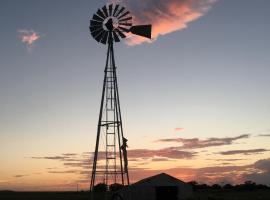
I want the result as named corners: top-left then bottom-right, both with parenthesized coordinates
top-left (121, 138), bottom-right (128, 173)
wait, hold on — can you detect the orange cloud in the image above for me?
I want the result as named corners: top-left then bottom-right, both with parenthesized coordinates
top-left (111, 0), bottom-right (218, 45)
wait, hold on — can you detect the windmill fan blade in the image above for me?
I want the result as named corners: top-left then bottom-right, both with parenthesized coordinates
top-left (116, 7), bottom-right (125, 17)
top-left (119, 17), bottom-right (132, 22)
top-left (97, 9), bottom-right (106, 19)
top-left (90, 26), bottom-right (103, 34)
top-left (91, 29), bottom-right (103, 39)
top-left (115, 29), bottom-right (126, 38)
top-left (118, 11), bottom-right (130, 20)
top-left (130, 25), bottom-right (152, 39)
top-left (96, 30), bottom-right (106, 42)
top-left (102, 5), bottom-right (109, 17)
top-left (113, 5), bottom-right (120, 16)
top-left (119, 23), bottom-right (132, 27)
top-left (108, 4), bottom-right (113, 16)
top-left (90, 20), bottom-right (102, 27)
top-left (113, 32), bottom-right (120, 42)
top-left (118, 26), bottom-right (130, 33)
top-left (92, 14), bottom-right (103, 22)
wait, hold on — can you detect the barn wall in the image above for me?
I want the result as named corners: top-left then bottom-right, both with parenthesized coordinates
top-left (121, 185), bottom-right (155, 200)
top-left (120, 184), bottom-right (193, 200)
top-left (178, 185), bottom-right (193, 200)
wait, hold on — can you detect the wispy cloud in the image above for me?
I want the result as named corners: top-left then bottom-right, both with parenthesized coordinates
top-left (128, 148), bottom-right (196, 159)
top-left (30, 151), bottom-right (270, 185)
top-left (111, 0), bottom-right (218, 45)
top-left (207, 158), bottom-right (245, 162)
top-left (14, 174), bottom-right (28, 178)
top-left (31, 148), bottom-right (195, 169)
top-left (17, 29), bottom-right (42, 52)
top-left (156, 134), bottom-right (250, 149)
top-left (258, 134), bottom-right (270, 137)
top-left (219, 149), bottom-right (269, 155)
top-left (62, 153), bottom-right (78, 157)
top-left (30, 153), bottom-right (78, 161)
top-left (31, 156), bottom-right (67, 160)
top-left (48, 170), bottom-right (77, 174)
top-left (151, 157), bottom-right (171, 162)
top-left (30, 148), bottom-right (195, 182)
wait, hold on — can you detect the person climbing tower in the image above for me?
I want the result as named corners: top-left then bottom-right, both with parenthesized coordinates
top-left (121, 137), bottom-right (128, 173)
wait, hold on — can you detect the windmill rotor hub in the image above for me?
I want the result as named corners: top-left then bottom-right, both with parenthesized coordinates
top-left (103, 17), bottom-right (119, 31)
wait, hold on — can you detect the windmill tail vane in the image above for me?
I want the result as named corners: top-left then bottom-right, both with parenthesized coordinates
top-left (89, 3), bottom-right (152, 199)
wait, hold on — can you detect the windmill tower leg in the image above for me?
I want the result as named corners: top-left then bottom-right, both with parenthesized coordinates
top-left (90, 41), bottom-right (129, 200)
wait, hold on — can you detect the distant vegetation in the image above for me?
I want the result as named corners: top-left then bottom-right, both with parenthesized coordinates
top-left (187, 180), bottom-right (269, 191)
top-left (92, 180), bottom-right (270, 192)
top-left (92, 183), bottom-right (124, 192)
top-left (0, 181), bottom-right (269, 200)
top-left (186, 181), bottom-right (270, 200)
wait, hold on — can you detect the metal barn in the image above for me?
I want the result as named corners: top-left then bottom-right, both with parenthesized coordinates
top-left (116, 173), bottom-right (193, 200)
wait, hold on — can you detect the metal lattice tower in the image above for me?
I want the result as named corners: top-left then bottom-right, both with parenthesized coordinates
top-left (89, 4), bottom-right (152, 197)
top-left (90, 41), bottom-right (129, 189)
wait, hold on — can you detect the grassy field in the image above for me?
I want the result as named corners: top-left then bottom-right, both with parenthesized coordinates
top-left (1, 189), bottom-right (270, 200)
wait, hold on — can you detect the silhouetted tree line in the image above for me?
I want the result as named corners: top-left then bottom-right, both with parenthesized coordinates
top-left (93, 183), bottom-right (124, 192)
top-left (187, 180), bottom-right (269, 191)
top-left (93, 181), bottom-right (269, 193)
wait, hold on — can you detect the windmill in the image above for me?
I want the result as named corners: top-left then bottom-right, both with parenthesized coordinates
top-left (89, 3), bottom-right (152, 197)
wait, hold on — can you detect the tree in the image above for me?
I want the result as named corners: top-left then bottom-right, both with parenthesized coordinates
top-left (110, 183), bottom-right (124, 192)
top-left (93, 183), bottom-right (107, 192)
top-left (211, 184), bottom-right (222, 189)
top-left (223, 183), bottom-right (233, 189)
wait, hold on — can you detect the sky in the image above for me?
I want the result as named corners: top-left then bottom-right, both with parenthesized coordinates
top-left (0, 0), bottom-right (270, 191)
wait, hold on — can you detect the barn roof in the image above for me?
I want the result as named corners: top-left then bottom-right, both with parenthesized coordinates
top-left (132, 173), bottom-right (187, 186)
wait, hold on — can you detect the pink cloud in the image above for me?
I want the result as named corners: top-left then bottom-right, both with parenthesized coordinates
top-left (175, 127), bottom-right (185, 132)
top-left (17, 29), bottom-right (41, 51)
top-left (112, 0), bottom-right (218, 45)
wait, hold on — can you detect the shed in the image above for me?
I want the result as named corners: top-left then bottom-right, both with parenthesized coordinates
top-left (115, 173), bottom-right (193, 200)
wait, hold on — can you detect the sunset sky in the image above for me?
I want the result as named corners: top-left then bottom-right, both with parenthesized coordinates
top-left (1, 0), bottom-right (270, 191)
